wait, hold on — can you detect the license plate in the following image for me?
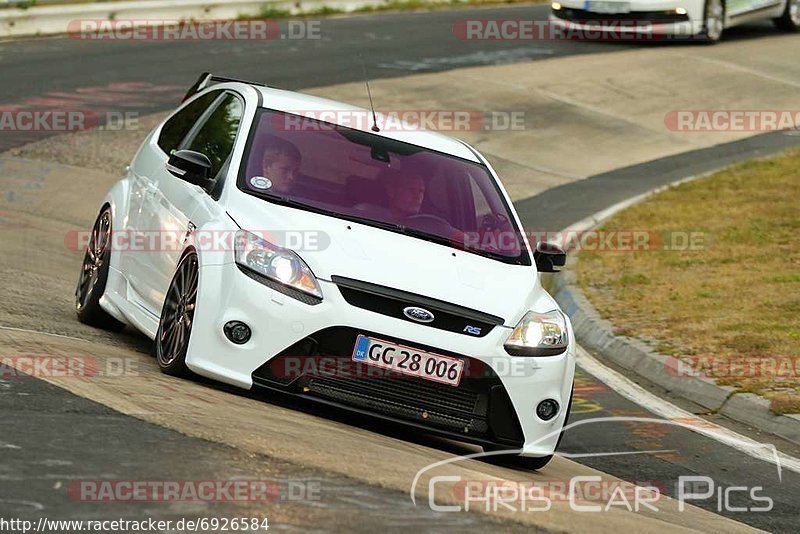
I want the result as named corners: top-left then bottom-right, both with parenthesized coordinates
top-left (352, 335), bottom-right (465, 387)
top-left (584, 1), bottom-right (631, 13)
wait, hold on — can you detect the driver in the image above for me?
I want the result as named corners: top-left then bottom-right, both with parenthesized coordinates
top-left (385, 173), bottom-right (426, 219)
top-left (260, 136), bottom-right (301, 195)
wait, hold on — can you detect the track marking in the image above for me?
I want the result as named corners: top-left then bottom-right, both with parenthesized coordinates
top-left (0, 325), bottom-right (91, 344)
top-left (577, 345), bottom-right (800, 477)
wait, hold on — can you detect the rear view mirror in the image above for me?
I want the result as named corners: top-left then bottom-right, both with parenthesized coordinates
top-left (534, 241), bottom-right (566, 273)
top-left (166, 150), bottom-right (214, 193)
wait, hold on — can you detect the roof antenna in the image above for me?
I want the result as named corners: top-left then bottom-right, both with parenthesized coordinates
top-left (359, 55), bottom-right (380, 132)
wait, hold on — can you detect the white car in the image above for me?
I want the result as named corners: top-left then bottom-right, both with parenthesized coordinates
top-left (550, 0), bottom-right (799, 42)
top-left (75, 73), bottom-right (575, 468)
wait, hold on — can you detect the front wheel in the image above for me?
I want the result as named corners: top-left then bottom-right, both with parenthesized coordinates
top-left (75, 207), bottom-right (125, 331)
top-left (702, 0), bottom-right (725, 43)
top-left (155, 251), bottom-right (199, 376)
top-left (774, 0), bottom-right (800, 31)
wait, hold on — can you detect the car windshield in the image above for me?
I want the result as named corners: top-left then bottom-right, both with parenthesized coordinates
top-left (238, 109), bottom-right (528, 264)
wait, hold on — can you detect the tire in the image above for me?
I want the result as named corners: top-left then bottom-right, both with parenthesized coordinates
top-left (75, 207), bottom-right (126, 331)
top-left (702, 0), bottom-right (725, 43)
top-left (484, 387), bottom-right (574, 471)
top-left (155, 250), bottom-right (199, 376)
top-left (774, 0), bottom-right (800, 31)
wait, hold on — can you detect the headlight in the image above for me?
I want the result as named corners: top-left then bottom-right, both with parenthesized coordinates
top-left (234, 230), bottom-right (322, 299)
top-left (504, 310), bottom-right (568, 356)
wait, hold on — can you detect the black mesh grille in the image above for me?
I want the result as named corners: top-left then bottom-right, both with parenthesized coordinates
top-left (252, 327), bottom-right (523, 445)
top-left (553, 8), bottom-right (691, 23)
top-left (331, 275), bottom-right (503, 337)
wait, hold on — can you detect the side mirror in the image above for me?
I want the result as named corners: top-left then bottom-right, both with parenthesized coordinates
top-left (534, 241), bottom-right (566, 273)
top-left (166, 150), bottom-right (214, 193)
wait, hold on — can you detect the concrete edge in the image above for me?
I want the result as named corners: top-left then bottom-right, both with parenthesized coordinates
top-left (0, 0), bottom-right (389, 38)
top-left (550, 168), bottom-right (800, 447)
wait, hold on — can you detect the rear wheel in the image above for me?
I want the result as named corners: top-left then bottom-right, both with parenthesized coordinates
top-left (702, 0), bottom-right (725, 42)
top-left (774, 0), bottom-right (800, 31)
top-left (155, 251), bottom-right (199, 376)
top-left (75, 207), bottom-right (125, 331)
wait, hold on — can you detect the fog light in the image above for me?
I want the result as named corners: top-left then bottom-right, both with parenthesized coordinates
top-left (224, 321), bottom-right (251, 345)
top-left (536, 399), bottom-right (559, 421)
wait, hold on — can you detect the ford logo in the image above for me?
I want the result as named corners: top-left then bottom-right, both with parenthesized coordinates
top-left (403, 306), bottom-right (435, 323)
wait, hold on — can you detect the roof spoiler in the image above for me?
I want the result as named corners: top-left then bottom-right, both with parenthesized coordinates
top-left (182, 72), bottom-right (268, 102)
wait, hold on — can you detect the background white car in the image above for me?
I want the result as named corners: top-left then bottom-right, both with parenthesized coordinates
top-left (75, 73), bottom-right (576, 469)
top-left (550, 0), bottom-right (799, 42)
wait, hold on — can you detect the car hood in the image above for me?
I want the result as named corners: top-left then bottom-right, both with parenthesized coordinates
top-left (226, 194), bottom-right (539, 325)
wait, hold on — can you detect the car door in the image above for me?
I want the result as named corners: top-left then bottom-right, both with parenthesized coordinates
top-left (122, 90), bottom-right (225, 313)
top-left (727, 0), bottom-right (780, 17)
top-left (143, 91), bottom-right (245, 312)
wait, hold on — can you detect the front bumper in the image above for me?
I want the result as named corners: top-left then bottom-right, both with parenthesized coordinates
top-left (186, 261), bottom-right (576, 456)
top-left (549, 0), bottom-right (704, 37)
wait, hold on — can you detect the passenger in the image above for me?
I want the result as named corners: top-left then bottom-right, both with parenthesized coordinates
top-left (260, 136), bottom-right (301, 195)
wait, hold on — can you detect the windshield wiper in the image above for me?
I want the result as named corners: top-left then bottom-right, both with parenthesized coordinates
top-left (248, 191), bottom-right (341, 218)
top-left (247, 191), bottom-right (523, 263)
top-left (249, 191), bottom-right (408, 233)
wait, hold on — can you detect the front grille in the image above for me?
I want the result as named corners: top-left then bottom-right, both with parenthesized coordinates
top-left (252, 327), bottom-right (523, 445)
top-left (307, 375), bottom-right (490, 435)
top-left (332, 275), bottom-right (503, 338)
top-left (553, 8), bottom-right (690, 24)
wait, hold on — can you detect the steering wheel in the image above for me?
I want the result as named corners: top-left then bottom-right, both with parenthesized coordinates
top-left (481, 213), bottom-right (510, 231)
top-left (404, 213), bottom-right (452, 230)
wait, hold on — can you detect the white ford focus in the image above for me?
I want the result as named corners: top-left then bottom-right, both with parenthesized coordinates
top-left (75, 73), bottom-right (575, 468)
top-left (550, 0), bottom-right (799, 42)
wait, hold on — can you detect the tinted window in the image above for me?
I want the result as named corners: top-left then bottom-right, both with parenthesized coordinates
top-left (184, 94), bottom-right (243, 178)
top-left (238, 110), bottom-right (528, 265)
top-left (157, 91), bottom-right (221, 154)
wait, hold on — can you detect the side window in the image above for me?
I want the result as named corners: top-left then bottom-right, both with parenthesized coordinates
top-left (183, 94), bottom-right (243, 178)
top-left (157, 91), bottom-right (221, 154)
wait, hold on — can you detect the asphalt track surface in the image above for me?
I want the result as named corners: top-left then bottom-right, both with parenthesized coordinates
top-left (1, 4), bottom-right (799, 531)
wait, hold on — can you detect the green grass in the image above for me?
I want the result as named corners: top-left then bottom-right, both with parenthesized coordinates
top-left (238, 0), bottom-right (545, 20)
top-left (576, 148), bottom-right (800, 414)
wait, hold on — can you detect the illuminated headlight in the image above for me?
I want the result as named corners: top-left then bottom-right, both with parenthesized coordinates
top-left (234, 230), bottom-right (322, 299)
top-left (552, 1), bottom-right (562, 9)
top-left (504, 310), bottom-right (568, 356)
top-left (675, 7), bottom-right (688, 15)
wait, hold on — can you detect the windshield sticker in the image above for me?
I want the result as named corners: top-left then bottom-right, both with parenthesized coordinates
top-left (249, 176), bottom-right (273, 190)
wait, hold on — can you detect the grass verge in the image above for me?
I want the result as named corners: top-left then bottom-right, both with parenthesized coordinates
top-left (242, 0), bottom-right (545, 20)
top-left (576, 148), bottom-right (800, 414)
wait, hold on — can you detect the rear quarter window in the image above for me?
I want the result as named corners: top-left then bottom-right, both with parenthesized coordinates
top-left (157, 91), bottom-right (221, 154)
